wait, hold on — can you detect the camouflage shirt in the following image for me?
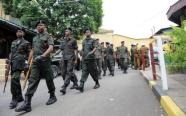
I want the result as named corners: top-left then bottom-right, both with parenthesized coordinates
top-left (32, 32), bottom-right (54, 59)
top-left (60, 37), bottom-right (78, 60)
top-left (82, 37), bottom-right (96, 60)
top-left (11, 38), bottom-right (30, 71)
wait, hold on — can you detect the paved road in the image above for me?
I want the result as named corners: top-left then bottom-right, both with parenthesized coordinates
top-left (0, 69), bottom-right (164, 116)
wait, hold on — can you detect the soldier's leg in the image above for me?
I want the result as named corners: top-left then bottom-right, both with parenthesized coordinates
top-left (41, 61), bottom-right (56, 105)
top-left (107, 59), bottom-right (112, 74)
top-left (61, 60), bottom-right (67, 81)
top-left (15, 63), bottom-right (40, 112)
top-left (123, 58), bottom-right (128, 73)
top-left (89, 60), bottom-right (100, 89)
top-left (70, 73), bottom-right (78, 89)
top-left (10, 71), bottom-right (23, 109)
top-left (110, 58), bottom-right (115, 76)
top-left (102, 59), bottom-right (106, 76)
top-left (61, 60), bottom-right (75, 94)
top-left (78, 60), bottom-right (89, 92)
top-left (97, 58), bottom-right (102, 78)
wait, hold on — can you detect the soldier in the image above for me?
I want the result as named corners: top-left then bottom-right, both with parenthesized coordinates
top-left (139, 44), bottom-right (149, 69)
top-left (105, 42), bottom-right (115, 76)
top-left (77, 28), bottom-right (100, 92)
top-left (15, 20), bottom-right (57, 112)
top-left (95, 38), bottom-right (102, 79)
top-left (60, 27), bottom-right (79, 95)
top-left (115, 47), bottom-right (121, 69)
top-left (8, 28), bottom-right (30, 109)
top-left (101, 42), bottom-right (107, 76)
top-left (118, 41), bottom-right (128, 73)
top-left (130, 44), bottom-right (135, 69)
top-left (134, 43), bottom-right (140, 70)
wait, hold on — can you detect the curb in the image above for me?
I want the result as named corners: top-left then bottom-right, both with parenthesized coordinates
top-left (140, 70), bottom-right (185, 116)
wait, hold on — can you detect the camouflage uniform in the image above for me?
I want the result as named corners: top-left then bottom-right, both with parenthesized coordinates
top-left (95, 41), bottom-right (102, 78)
top-left (118, 46), bottom-right (128, 73)
top-left (78, 37), bottom-right (100, 92)
top-left (60, 37), bottom-right (78, 94)
top-left (10, 38), bottom-right (30, 109)
top-left (106, 44), bottom-right (115, 76)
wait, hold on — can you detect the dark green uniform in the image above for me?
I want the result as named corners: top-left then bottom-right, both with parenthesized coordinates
top-left (78, 37), bottom-right (100, 92)
top-left (60, 37), bottom-right (78, 94)
top-left (101, 46), bottom-right (107, 76)
top-left (95, 41), bottom-right (102, 78)
top-left (10, 38), bottom-right (30, 108)
top-left (118, 46), bottom-right (128, 73)
top-left (130, 45), bottom-right (135, 68)
top-left (25, 32), bottom-right (55, 97)
top-left (106, 45), bottom-right (115, 76)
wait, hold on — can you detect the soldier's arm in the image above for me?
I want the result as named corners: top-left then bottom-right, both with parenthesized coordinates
top-left (73, 40), bottom-right (78, 62)
top-left (42, 35), bottom-right (54, 57)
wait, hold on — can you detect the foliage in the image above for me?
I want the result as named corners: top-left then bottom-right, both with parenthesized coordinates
top-left (2, 0), bottom-right (103, 39)
top-left (165, 22), bottom-right (186, 73)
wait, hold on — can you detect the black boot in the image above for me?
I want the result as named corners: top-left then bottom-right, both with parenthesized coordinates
top-left (98, 75), bottom-right (102, 79)
top-left (9, 96), bottom-right (18, 109)
top-left (103, 71), bottom-right (106, 76)
top-left (60, 86), bottom-right (66, 95)
top-left (17, 94), bottom-right (24, 103)
top-left (70, 83), bottom-right (78, 89)
top-left (123, 70), bottom-right (127, 74)
top-left (77, 82), bottom-right (84, 92)
top-left (111, 71), bottom-right (114, 76)
top-left (93, 81), bottom-right (100, 89)
top-left (46, 93), bottom-right (57, 105)
top-left (15, 96), bottom-right (32, 112)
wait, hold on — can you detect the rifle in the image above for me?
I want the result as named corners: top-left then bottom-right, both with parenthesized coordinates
top-left (3, 59), bottom-right (10, 93)
top-left (22, 58), bottom-right (33, 90)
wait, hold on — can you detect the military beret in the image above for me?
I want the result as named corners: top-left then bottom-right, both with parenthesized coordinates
top-left (35, 20), bottom-right (46, 27)
top-left (106, 42), bottom-right (110, 44)
top-left (121, 41), bottom-right (124, 43)
top-left (65, 27), bottom-right (72, 32)
top-left (101, 42), bottom-right (104, 44)
top-left (84, 28), bottom-right (91, 33)
top-left (16, 27), bottom-right (25, 32)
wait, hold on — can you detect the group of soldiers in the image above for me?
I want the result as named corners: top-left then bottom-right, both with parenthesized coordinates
top-left (6, 19), bottom-right (150, 113)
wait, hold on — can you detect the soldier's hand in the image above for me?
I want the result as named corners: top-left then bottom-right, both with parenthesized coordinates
top-left (35, 55), bottom-right (45, 62)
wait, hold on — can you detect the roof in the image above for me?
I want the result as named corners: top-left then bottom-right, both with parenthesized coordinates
top-left (167, 0), bottom-right (186, 25)
top-left (0, 17), bottom-right (36, 36)
top-left (155, 27), bottom-right (173, 35)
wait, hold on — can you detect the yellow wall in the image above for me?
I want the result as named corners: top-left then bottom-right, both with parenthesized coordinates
top-left (112, 34), bottom-right (155, 49)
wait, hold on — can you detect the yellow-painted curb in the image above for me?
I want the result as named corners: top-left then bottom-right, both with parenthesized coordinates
top-left (149, 81), bottom-right (156, 89)
top-left (161, 96), bottom-right (185, 116)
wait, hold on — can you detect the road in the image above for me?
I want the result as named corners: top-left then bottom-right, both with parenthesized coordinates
top-left (0, 68), bottom-right (164, 116)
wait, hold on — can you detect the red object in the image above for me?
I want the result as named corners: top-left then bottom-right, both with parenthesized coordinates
top-left (149, 43), bottom-right (157, 80)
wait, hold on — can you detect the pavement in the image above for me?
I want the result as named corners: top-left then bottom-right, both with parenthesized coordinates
top-left (0, 68), bottom-right (164, 116)
top-left (140, 67), bottom-right (186, 116)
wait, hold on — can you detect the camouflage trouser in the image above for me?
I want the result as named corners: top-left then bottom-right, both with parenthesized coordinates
top-left (102, 58), bottom-right (107, 72)
top-left (134, 56), bottom-right (140, 70)
top-left (96, 58), bottom-right (102, 77)
top-left (61, 59), bottom-right (78, 87)
top-left (11, 70), bottom-right (23, 99)
top-left (131, 55), bottom-right (134, 67)
top-left (120, 58), bottom-right (128, 71)
top-left (25, 60), bottom-right (55, 97)
top-left (106, 58), bottom-right (115, 74)
top-left (80, 59), bottom-right (98, 83)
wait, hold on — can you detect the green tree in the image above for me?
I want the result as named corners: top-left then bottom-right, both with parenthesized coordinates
top-left (2, 0), bottom-right (103, 39)
top-left (165, 22), bottom-right (186, 72)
